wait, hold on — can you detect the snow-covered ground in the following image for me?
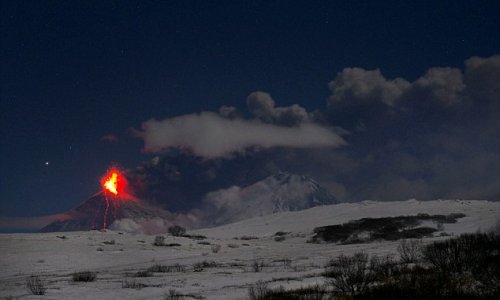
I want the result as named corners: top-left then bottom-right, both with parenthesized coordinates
top-left (1, 199), bottom-right (499, 299)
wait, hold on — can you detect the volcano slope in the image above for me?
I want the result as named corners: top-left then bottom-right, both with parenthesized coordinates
top-left (40, 192), bottom-right (172, 233)
top-left (1, 199), bottom-right (499, 299)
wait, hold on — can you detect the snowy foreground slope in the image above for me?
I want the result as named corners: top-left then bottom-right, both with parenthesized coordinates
top-left (1, 200), bottom-right (499, 299)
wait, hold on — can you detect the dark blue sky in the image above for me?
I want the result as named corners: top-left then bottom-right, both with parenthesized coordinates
top-left (1, 1), bottom-right (500, 217)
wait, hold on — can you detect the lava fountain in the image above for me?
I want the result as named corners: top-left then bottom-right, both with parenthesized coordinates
top-left (99, 167), bottom-right (132, 229)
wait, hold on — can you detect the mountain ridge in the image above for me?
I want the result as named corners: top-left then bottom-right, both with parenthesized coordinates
top-left (40, 172), bottom-right (337, 233)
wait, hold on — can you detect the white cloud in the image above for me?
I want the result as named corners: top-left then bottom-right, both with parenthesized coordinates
top-left (328, 65), bottom-right (469, 108)
top-left (411, 67), bottom-right (465, 105)
top-left (134, 112), bottom-right (345, 158)
top-left (464, 54), bottom-right (500, 104)
top-left (328, 68), bottom-right (410, 107)
top-left (247, 91), bottom-right (310, 126)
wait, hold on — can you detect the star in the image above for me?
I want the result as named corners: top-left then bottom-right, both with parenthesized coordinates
top-left (44, 161), bottom-right (50, 166)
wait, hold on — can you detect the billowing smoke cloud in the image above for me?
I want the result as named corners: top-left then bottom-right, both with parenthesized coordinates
top-left (129, 54), bottom-right (499, 214)
top-left (218, 105), bottom-right (242, 119)
top-left (323, 54), bottom-right (500, 201)
top-left (110, 213), bottom-right (200, 234)
top-left (328, 68), bottom-right (411, 107)
top-left (328, 55), bottom-right (500, 110)
top-left (409, 67), bottom-right (465, 105)
top-left (135, 112), bottom-right (345, 159)
top-left (247, 91), bottom-right (310, 126)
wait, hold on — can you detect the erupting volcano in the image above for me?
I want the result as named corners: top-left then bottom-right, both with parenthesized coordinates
top-left (40, 166), bottom-right (171, 233)
top-left (101, 168), bottom-right (128, 197)
top-left (99, 167), bottom-right (142, 229)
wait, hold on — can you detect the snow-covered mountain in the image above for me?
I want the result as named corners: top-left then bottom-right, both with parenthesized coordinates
top-left (40, 192), bottom-right (171, 233)
top-left (203, 172), bottom-right (337, 225)
top-left (39, 172), bottom-right (336, 232)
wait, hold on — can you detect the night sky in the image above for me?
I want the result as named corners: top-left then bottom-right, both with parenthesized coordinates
top-left (1, 1), bottom-right (500, 218)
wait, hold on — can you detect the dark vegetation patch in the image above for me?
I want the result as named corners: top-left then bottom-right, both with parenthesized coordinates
top-left (240, 235), bottom-right (259, 240)
top-left (248, 281), bottom-right (328, 300)
top-left (72, 271), bottom-right (97, 282)
top-left (27, 275), bottom-right (46, 295)
top-left (147, 263), bottom-right (186, 273)
top-left (323, 233), bottom-right (500, 299)
top-left (122, 280), bottom-right (148, 289)
top-left (274, 231), bottom-right (289, 236)
top-left (274, 236), bottom-right (286, 242)
top-left (181, 233), bottom-right (207, 240)
top-left (311, 213), bottom-right (465, 244)
top-left (164, 288), bottom-right (203, 300)
top-left (153, 235), bottom-right (182, 247)
top-left (193, 260), bottom-right (220, 272)
top-left (153, 235), bottom-right (166, 246)
top-left (133, 270), bottom-right (153, 277)
top-left (167, 225), bottom-right (186, 237)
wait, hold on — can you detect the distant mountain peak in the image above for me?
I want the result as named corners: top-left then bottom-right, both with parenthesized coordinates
top-left (204, 172), bottom-right (337, 226)
top-left (40, 171), bottom-right (337, 233)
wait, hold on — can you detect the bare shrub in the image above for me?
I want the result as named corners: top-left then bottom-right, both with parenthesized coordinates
top-left (437, 222), bottom-right (445, 231)
top-left (248, 280), bottom-right (269, 300)
top-left (147, 263), bottom-right (185, 273)
top-left (72, 271), bottom-right (97, 282)
top-left (397, 239), bottom-right (423, 264)
top-left (273, 258), bottom-right (292, 268)
top-left (168, 225), bottom-right (186, 237)
top-left (122, 280), bottom-right (147, 289)
top-left (134, 270), bottom-right (153, 277)
top-left (370, 254), bottom-right (397, 282)
top-left (248, 282), bottom-right (328, 300)
top-left (27, 275), bottom-right (46, 295)
top-left (274, 236), bottom-right (286, 242)
top-left (193, 262), bottom-right (204, 272)
top-left (241, 235), bottom-right (258, 240)
top-left (325, 252), bottom-right (373, 296)
top-left (423, 232), bottom-right (500, 295)
top-left (252, 260), bottom-right (265, 272)
top-left (348, 233), bottom-right (500, 299)
top-left (164, 288), bottom-right (183, 300)
top-left (211, 244), bottom-right (221, 253)
top-left (193, 260), bottom-right (219, 272)
top-left (153, 235), bottom-right (165, 246)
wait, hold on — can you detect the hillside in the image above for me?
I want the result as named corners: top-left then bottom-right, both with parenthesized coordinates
top-left (1, 199), bottom-right (499, 299)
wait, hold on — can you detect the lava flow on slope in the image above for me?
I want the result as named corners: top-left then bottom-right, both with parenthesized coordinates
top-left (100, 167), bottom-right (135, 229)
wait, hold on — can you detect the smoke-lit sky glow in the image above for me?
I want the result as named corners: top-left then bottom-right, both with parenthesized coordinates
top-left (1, 1), bottom-right (500, 219)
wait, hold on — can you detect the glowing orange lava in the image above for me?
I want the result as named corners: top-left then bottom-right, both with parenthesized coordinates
top-left (99, 167), bottom-right (135, 230)
top-left (101, 168), bottom-right (127, 197)
top-left (104, 172), bottom-right (119, 195)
